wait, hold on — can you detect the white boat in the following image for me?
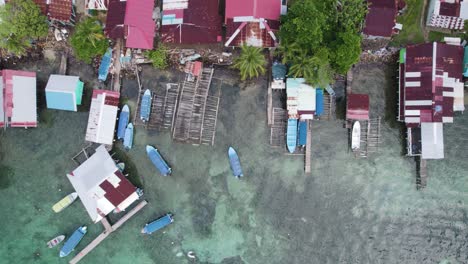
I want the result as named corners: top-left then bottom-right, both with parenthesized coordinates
top-left (47, 235), bottom-right (65, 248)
top-left (351, 121), bottom-right (361, 150)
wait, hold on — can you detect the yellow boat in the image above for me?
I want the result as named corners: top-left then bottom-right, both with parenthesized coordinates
top-left (52, 192), bottom-right (78, 213)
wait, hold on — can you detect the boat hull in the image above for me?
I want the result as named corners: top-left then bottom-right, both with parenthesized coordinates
top-left (47, 235), bottom-right (65, 248)
top-left (228, 147), bottom-right (243, 178)
top-left (352, 121), bottom-right (361, 150)
top-left (117, 105), bottom-right (130, 140)
top-left (52, 192), bottom-right (78, 213)
top-left (123, 123), bottom-right (134, 149)
top-left (287, 119), bottom-right (298, 153)
top-left (59, 226), bottom-right (87, 257)
top-left (142, 214), bottom-right (174, 234)
top-left (146, 145), bottom-right (171, 176)
top-left (140, 89), bottom-right (152, 122)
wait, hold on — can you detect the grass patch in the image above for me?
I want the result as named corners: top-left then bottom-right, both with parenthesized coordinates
top-left (111, 146), bottom-right (143, 188)
top-left (390, 0), bottom-right (425, 46)
top-left (428, 31), bottom-right (464, 42)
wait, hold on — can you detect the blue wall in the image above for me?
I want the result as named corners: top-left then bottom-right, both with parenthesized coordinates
top-left (46, 91), bottom-right (76, 111)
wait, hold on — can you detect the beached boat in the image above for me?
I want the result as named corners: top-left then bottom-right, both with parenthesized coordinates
top-left (47, 235), bottom-right (65, 248)
top-left (52, 192), bottom-right (78, 213)
top-left (123, 123), bottom-right (134, 150)
top-left (59, 226), bottom-right (87, 258)
top-left (117, 105), bottom-right (130, 140)
top-left (228, 147), bottom-right (243, 178)
top-left (146, 145), bottom-right (171, 176)
top-left (98, 48), bottom-right (112, 82)
top-left (140, 89), bottom-right (152, 122)
top-left (117, 162), bottom-right (125, 172)
top-left (352, 121), bottom-right (361, 150)
top-left (141, 213), bottom-right (174, 234)
top-left (287, 118), bottom-right (298, 153)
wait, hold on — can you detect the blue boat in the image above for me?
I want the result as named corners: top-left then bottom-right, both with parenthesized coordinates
top-left (98, 48), bottom-right (112, 81)
top-left (228, 147), bottom-right (243, 178)
top-left (141, 213), bottom-right (174, 234)
top-left (146, 145), bottom-right (171, 176)
top-left (140, 89), bottom-right (152, 122)
top-left (298, 121), bottom-right (307, 146)
top-left (123, 123), bottom-right (134, 149)
top-left (287, 119), bottom-right (298, 153)
top-left (316, 88), bottom-right (324, 116)
top-left (117, 105), bottom-right (130, 140)
top-left (59, 226), bottom-right (87, 258)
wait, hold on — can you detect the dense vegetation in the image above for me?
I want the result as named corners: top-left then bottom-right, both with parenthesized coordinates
top-left (0, 0), bottom-right (48, 55)
top-left (233, 45), bottom-right (266, 80)
top-left (70, 17), bottom-right (108, 64)
top-left (144, 45), bottom-right (169, 70)
top-left (279, 0), bottom-right (367, 86)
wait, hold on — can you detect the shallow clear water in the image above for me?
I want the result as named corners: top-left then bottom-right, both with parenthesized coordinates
top-left (0, 60), bottom-right (467, 264)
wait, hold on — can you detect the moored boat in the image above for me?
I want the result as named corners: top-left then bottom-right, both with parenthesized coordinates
top-left (228, 147), bottom-right (243, 178)
top-left (123, 123), bottom-right (134, 149)
top-left (98, 48), bottom-right (112, 82)
top-left (52, 192), bottom-right (78, 213)
top-left (140, 89), bottom-right (152, 122)
top-left (287, 118), bottom-right (298, 153)
top-left (117, 105), bottom-right (130, 140)
top-left (141, 213), bottom-right (174, 234)
top-left (146, 145), bottom-right (171, 176)
top-left (117, 162), bottom-right (125, 172)
top-left (59, 226), bottom-right (87, 257)
top-left (47, 235), bottom-right (65, 248)
top-left (352, 121), bottom-right (361, 150)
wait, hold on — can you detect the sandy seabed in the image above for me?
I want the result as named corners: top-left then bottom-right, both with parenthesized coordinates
top-left (0, 59), bottom-right (467, 264)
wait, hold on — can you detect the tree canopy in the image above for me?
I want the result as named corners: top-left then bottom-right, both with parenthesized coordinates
top-left (0, 0), bottom-right (48, 55)
top-left (279, 0), bottom-right (367, 86)
top-left (233, 45), bottom-right (266, 81)
top-left (144, 45), bottom-right (169, 70)
top-left (70, 17), bottom-right (108, 64)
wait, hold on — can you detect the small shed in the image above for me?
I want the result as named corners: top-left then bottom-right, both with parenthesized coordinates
top-left (0, 70), bottom-right (37, 128)
top-left (347, 93), bottom-right (369, 121)
top-left (85, 89), bottom-right (120, 145)
top-left (45, 75), bottom-right (84, 111)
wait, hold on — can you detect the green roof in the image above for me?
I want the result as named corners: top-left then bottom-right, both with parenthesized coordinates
top-left (399, 48), bottom-right (406, 64)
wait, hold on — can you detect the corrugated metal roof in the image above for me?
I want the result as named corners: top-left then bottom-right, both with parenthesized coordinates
top-left (225, 18), bottom-right (279, 47)
top-left (363, 0), bottom-right (398, 37)
top-left (439, 2), bottom-right (460, 17)
top-left (85, 90), bottom-right (120, 145)
top-left (32, 0), bottom-right (72, 22)
top-left (124, 0), bottom-right (155, 49)
top-left (347, 93), bottom-right (370, 120)
top-left (225, 0), bottom-right (281, 21)
top-left (105, 0), bottom-right (126, 39)
top-left (421, 122), bottom-right (444, 159)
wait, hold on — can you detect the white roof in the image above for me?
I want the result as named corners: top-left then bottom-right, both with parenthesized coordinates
top-left (11, 75), bottom-right (36, 124)
top-left (45, 74), bottom-right (80, 93)
top-left (421, 122), bottom-right (444, 159)
top-left (67, 145), bottom-right (119, 222)
top-left (0, 76), bottom-right (4, 124)
top-left (85, 92), bottom-right (118, 145)
top-left (297, 84), bottom-right (316, 111)
top-left (460, 0), bottom-right (468, 19)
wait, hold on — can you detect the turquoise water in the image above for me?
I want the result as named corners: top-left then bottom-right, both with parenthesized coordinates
top-left (0, 59), bottom-right (467, 264)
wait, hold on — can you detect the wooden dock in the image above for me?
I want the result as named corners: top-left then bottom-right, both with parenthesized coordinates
top-left (269, 108), bottom-right (287, 147)
top-left (111, 39), bottom-right (122, 92)
top-left (351, 117), bottom-right (381, 158)
top-left (304, 120), bottom-right (312, 173)
top-left (69, 200), bottom-right (148, 264)
top-left (267, 86), bottom-right (273, 125)
top-left (59, 53), bottom-right (67, 75)
top-left (417, 158), bottom-right (427, 190)
top-left (320, 93), bottom-right (336, 121)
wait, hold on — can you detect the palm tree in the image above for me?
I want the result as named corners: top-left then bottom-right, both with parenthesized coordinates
top-left (233, 45), bottom-right (266, 80)
top-left (70, 17), bottom-right (108, 63)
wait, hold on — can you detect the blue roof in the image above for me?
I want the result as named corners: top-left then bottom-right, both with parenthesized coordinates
top-left (272, 62), bottom-right (287, 80)
top-left (142, 214), bottom-right (173, 234)
top-left (315, 88), bottom-right (324, 116)
top-left (298, 121), bottom-right (307, 146)
top-left (46, 91), bottom-right (76, 111)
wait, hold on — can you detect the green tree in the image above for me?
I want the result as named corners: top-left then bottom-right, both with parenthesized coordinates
top-left (70, 17), bottom-right (108, 64)
top-left (144, 45), bottom-right (169, 69)
top-left (0, 0), bottom-right (48, 55)
top-left (278, 0), bottom-right (366, 86)
top-left (233, 45), bottom-right (266, 80)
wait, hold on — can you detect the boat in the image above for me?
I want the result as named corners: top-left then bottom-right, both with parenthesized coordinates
top-left (117, 162), bottom-right (125, 172)
top-left (117, 105), bottom-right (130, 140)
top-left (98, 48), bottom-right (112, 82)
top-left (298, 121), bottom-right (308, 146)
top-left (286, 118), bottom-right (298, 153)
top-left (351, 121), bottom-right (361, 150)
top-left (140, 89), bottom-right (152, 122)
top-left (59, 226), bottom-right (87, 258)
top-left (47, 235), bottom-right (65, 248)
top-left (228, 147), bottom-right (243, 178)
top-left (141, 213), bottom-right (174, 234)
top-left (146, 145), bottom-right (171, 176)
top-left (315, 88), bottom-right (324, 116)
top-left (52, 192), bottom-right (78, 213)
top-left (123, 123), bottom-right (134, 149)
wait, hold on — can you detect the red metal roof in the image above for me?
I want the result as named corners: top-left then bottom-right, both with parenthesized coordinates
top-left (160, 0), bottom-right (222, 44)
top-left (347, 94), bottom-right (370, 120)
top-left (99, 170), bottom-right (136, 207)
top-left (105, 0), bottom-right (126, 39)
top-left (124, 0), bottom-right (155, 49)
top-left (439, 2), bottom-right (460, 17)
top-left (225, 19), bottom-right (279, 47)
top-left (363, 0), bottom-right (398, 37)
top-left (225, 0), bottom-right (281, 21)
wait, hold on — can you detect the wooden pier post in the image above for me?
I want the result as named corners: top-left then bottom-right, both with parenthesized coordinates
top-left (417, 158), bottom-right (427, 190)
top-left (304, 120), bottom-right (312, 173)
